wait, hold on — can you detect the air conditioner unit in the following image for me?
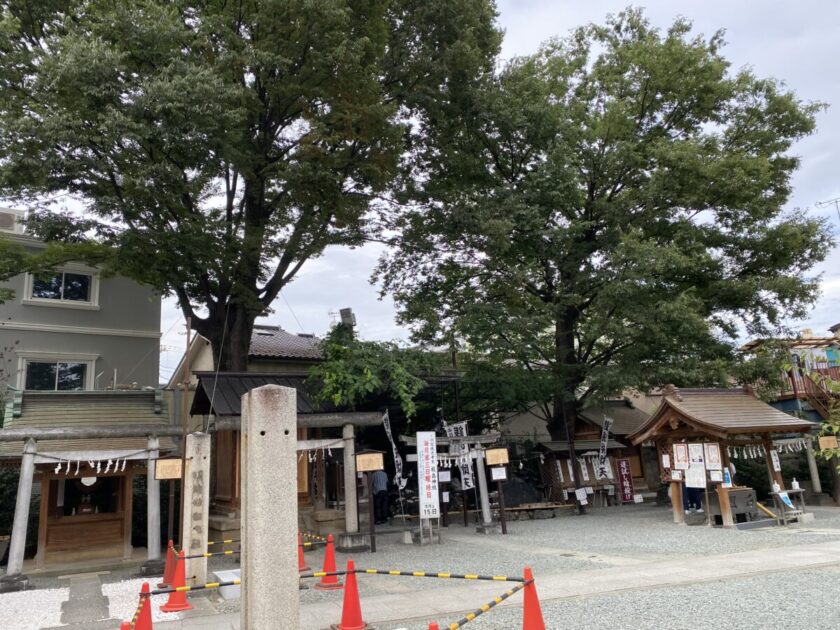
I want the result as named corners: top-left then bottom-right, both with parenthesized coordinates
top-left (0, 208), bottom-right (25, 234)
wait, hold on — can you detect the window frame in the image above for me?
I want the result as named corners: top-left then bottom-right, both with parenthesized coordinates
top-left (16, 352), bottom-right (98, 391)
top-left (22, 264), bottom-right (100, 310)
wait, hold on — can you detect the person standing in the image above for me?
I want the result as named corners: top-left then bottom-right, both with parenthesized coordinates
top-left (372, 469), bottom-right (389, 524)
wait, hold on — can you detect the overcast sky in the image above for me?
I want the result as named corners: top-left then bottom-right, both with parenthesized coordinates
top-left (160, 1), bottom-right (840, 380)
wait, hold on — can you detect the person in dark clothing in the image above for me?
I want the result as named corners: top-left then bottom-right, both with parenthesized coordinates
top-left (372, 469), bottom-right (389, 524)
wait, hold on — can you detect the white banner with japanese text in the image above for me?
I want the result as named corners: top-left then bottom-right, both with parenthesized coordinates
top-left (417, 431), bottom-right (440, 518)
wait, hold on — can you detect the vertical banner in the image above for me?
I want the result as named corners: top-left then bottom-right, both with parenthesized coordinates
top-left (383, 410), bottom-right (407, 489)
top-left (595, 417), bottom-right (614, 480)
top-left (444, 421), bottom-right (475, 490)
top-left (417, 431), bottom-right (440, 518)
top-left (617, 458), bottom-right (634, 503)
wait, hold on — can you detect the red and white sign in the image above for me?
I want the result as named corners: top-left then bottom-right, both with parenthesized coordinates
top-left (416, 431), bottom-right (440, 518)
top-left (617, 458), bottom-right (635, 503)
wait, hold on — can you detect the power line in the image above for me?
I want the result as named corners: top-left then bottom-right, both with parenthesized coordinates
top-left (281, 291), bottom-right (306, 333)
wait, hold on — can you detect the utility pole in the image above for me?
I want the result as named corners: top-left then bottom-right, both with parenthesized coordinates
top-left (815, 197), bottom-right (840, 223)
top-left (177, 317), bottom-right (191, 548)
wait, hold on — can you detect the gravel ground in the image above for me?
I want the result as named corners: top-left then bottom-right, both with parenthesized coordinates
top-left (5, 503), bottom-right (840, 628)
top-left (0, 586), bottom-right (66, 630)
top-left (102, 577), bottom-right (183, 624)
top-left (399, 565), bottom-right (840, 630)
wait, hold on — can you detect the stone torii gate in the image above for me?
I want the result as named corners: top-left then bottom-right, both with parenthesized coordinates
top-left (400, 432), bottom-right (501, 534)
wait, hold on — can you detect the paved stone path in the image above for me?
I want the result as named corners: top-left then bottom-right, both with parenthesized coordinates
top-left (148, 539), bottom-right (840, 629)
top-left (41, 572), bottom-right (118, 630)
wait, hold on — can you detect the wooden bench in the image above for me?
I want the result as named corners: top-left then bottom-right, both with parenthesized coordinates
top-left (504, 502), bottom-right (575, 520)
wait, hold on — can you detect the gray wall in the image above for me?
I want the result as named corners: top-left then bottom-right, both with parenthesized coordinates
top-left (0, 236), bottom-right (161, 390)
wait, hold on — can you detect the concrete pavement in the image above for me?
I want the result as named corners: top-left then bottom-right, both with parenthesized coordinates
top-left (150, 539), bottom-right (840, 629)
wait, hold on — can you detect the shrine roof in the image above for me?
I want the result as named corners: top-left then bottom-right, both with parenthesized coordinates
top-left (580, 400), bottom-right (651, 437)
top-left (0, 389), bottom-right (174, 458)
top-left (628, 387), bottom-right (816, 445)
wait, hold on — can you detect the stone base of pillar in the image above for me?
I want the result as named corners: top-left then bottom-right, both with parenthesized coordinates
top-left (0, 574), bottom-right (30, 593)
top-left (806, 492), bottom-right (834, 506)
top-left (139, 559), bottom-right (166, 576)
top-left (335, 532), bottom-right (370, 553)
top-left (474, 523), bottom-right (502, 535)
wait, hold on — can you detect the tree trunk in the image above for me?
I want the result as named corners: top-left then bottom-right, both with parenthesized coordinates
top-left (551, 309), bottom-right (585, 514)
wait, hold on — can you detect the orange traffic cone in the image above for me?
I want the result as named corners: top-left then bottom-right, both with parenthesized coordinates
top-left (429, 623), bottom-right (440, 630)
top-left (160, 550), bottom-right (193, 613)
top-left (159, 539), bottom-right (176, 588)
top-left (331, 560), bottom-right (367, 630)
top-left (134, 582), bottom-right (154, 630)
top-left (120, 623), bottom-right (131, 630)
top-left (314, 534), bottom-right (343, 591)
top-left (298, 533), bottom-right (311, 573)
top-left (522, 567), bottom-right (545, 630)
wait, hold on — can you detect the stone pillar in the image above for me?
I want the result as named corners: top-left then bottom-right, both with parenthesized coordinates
top-left (0, 439), bottom-right (37, 592)
top-left (474, 445), bottom-right (498, 533)
top-left (670, 481), bottom-right (684, 524)
top-left (805, 440), bottom-right (822, 494)
top-left (147, 436), bottom-right (162, 561)
top-left (342, 424), bottom-right (358, 534)
top-left (241, 385), bottom-right (298, 630)
top-left (181, 432), bottom-right (211, 586)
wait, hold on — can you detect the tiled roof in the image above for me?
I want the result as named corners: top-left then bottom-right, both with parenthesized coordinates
top-left (580, 400), bottom-right (651, 437)
top-left (190, 372), bottom-right (336, 417)
top-left (629, 388), bottom-right (816, 443)
top-left (249, 325), bottom-right (322, 360)
top-left (0, 390), bottom-right (174, 458)
top-left (540, 439), bottom-right (625, 453)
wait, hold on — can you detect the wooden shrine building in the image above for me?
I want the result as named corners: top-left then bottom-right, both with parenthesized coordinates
top-left (627, 386), bottom-right (817, 526)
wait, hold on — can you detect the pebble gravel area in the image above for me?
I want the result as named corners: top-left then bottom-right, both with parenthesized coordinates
top-left (399, 565), bottom-right (840, 630)
top-left (0, 586), bottom-right (65, 630)
top-left (4, 503), bottom-right (840, 628)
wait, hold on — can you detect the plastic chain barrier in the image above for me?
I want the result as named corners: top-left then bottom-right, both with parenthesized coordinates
top-left (206, 538), bottom-right (239, 546)
top-left (129, 588), bottom-right (147, 626)
top-left (445, 579), bottom-right (530, 629)
top-left (150, 578), bottom-right (241, 596)
top-left (359, 569), bottom-right (524, 582)
top-left (178, 549), bottom-right (240, 560)
top-left (300, 531), bottom-right (328, 542)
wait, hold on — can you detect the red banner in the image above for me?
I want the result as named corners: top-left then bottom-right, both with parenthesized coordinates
top-left (617, 458), bottom-right (634, 503)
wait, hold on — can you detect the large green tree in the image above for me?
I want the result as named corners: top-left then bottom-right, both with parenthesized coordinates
top-left (378, 10), bottom-right (832, 488)
top-left (0, 0), bottom-right (500, 369)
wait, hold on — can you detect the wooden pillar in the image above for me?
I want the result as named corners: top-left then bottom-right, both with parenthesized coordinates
top-left (716, 486), bottom-right (734, 528)
top-left (763, 439), bottom-right (784, 488)
top-left (36, 470), bottom-right (49, 570)
top-left (670, 481), bottom-right (684, 524)
top-left (123, 467), bottom-right (134, 560)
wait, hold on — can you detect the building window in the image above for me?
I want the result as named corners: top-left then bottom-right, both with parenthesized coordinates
top-left (22, 267), bottom-right (100, 310)
top-left (31, 271), bottom-right (92, 302)
top-left (25, 360), bottom-right (88, 391)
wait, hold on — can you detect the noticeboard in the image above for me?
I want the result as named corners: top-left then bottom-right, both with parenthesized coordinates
top-left (356, 452), bottom-right (385, 473)
top-left (819, 436), bottom-right (838, 450)
top-left (491, 466), bottom-right (507, 481)
top-left (155, 458), bottom-right (183, 480)
top-left (485, 447), bottom-right (509, 466)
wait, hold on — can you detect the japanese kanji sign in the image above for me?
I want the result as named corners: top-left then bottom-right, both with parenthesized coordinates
top-left (416, 431), bottom-right (440, 519)
top-left (617, 458), bottom-right (634, 503)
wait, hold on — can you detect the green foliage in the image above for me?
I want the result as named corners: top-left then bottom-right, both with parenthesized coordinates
top-left (378, 9), bottom-right (832, 437)
top-left (0, 0), bottom-right (501, 369)
top-left (307, 325), bottom-right (436, 419)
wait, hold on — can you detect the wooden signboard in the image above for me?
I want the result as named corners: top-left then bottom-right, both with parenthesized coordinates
top-left (485, 447), bottom-right (509, 466)
top-left (155, 458), bottom-right (182, 480)
top-left (356, 451), bottom-right (385, 472)
top-left (819, 436), bottom-right (839, 450)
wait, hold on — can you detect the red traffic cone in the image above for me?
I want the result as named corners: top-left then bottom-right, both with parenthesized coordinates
top-left (120, 623), bottom-right (131, 630)
top-left (314, 534), bottom-right (343, 591)
top-left (160, 550), bottom-right (193, 613)
top-left (331, 560), bottom-right (367, 630)
top-left (428, 623), bottom-right (440, 630)
top-left (134, 582), bottom-right (154, 630)
top-left (298, 533), bottom-right (311, 573)
top-left (158, 539), bottom-right (176, 588)
top-left (522, 567), bottom-right (545, 630)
